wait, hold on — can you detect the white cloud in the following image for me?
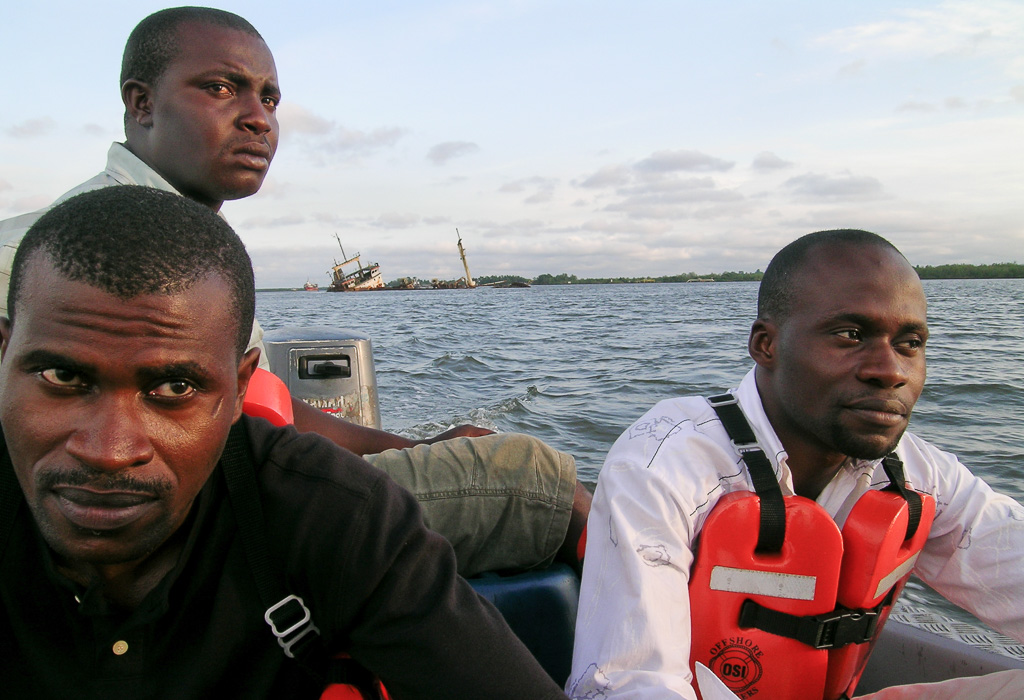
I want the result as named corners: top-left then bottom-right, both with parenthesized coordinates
top-left (524, 189), bottom-right (553, 205)
top-left (578, 164), bottom-right (631, 189)
top-left (427, 141), bottom-right (480, 165)
top-left (239, 212), bottom-right (306, 229)
top-left (324, 126), bottom-right (408, 157)
top-left (752, 152), bottom-right (793, 172)
top-left (634, 149), bottom-right (734, 174)
top-left (817, 2), bottom-right (1024, 63)
top-left (606, 178), bottom-right (745, 220)
top-left (837, 60), bottom-right (866, 78)
top-left (498, 176), bottom-right (556, 204)
top-left (279, 104), bottom-right (408, 162)
top-left (279, 103), bottom-right (334, 135)
top-left (897, 101), bottom-right (938, 113)
top-left (81, 123), bottom-right (108, 137)
top-left (6, 117), bottom-right (55, 138)
top-left (783, 172), bottom-right (885, 202)
top-left (372, 212), bottom-right (421, 229)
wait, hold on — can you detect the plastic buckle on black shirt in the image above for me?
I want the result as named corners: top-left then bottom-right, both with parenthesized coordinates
top-left (264, 594), bottom-right (320, 659)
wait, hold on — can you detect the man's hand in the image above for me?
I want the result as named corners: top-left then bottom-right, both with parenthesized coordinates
top-left (423, 424), bottom-right (495, 443)
top-left (291, 398), bottom-right (493, 455)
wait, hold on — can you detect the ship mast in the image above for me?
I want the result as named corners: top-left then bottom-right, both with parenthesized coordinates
top-left (334, 233), bottom-right (363, 271)
top-left (456, 228), bottom-right (475, 288)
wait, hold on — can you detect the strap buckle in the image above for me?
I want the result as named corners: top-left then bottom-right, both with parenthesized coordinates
top-left (740, 599), bottom-right (879, 650)
top-left (265, 594), bottom-right (320, 659)
top-left (707, 393), bottom-right (761, 453)
top-left (803, 608), bottom-right (880, 649)
top-left (706, 393), bottom-right (737, 408)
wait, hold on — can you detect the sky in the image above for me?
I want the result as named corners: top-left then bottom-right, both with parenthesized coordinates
top-left (2, 1), bottom-right (1022, 288)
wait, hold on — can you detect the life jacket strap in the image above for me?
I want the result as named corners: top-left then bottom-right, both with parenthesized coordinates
top-left (880, 454), bottom-right (924, 540)
top-left (708, 394), bottom-right (787, 553)
top-left (0, 430), bottom-right (22, 558)
top-left (738, 586), bottom-right (895, 650)
top-left (221, 422), bottom-right (328, 670)
top-left (325, 655), bottom-right (388, 699)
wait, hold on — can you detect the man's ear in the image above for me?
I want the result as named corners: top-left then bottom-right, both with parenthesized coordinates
top-left (0, 317), bottom-right (11, 363)
top-left (748, 318), bottom-right (777, 368)
top-left (231, 348), bottom-right (262, 423)
top-left (122, 79), bottom-right (155, 128)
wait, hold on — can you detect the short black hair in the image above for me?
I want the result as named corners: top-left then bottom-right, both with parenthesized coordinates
top-left (9, 186), bottom-right (256, 357)
top-left (758, 229), bottom-right (906, 322)
top-left (120, 6), bottom-right (263, 87)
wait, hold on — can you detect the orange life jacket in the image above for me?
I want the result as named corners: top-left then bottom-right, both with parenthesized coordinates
top-left (243, 367), bottom-right (295, 426)
top-left (687, 395), bottom-right (935, 700)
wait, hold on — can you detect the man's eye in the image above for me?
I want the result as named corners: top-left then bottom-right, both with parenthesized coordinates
top-left (262, 95), bottom-right (279, 109)
top-left (207, 83), bottom-right (233, 96)
top-left (836, 329), bottom-right (862, 341)
top-left (149, 380), bottom-right (197, 399)
top-left (39, 368), bottom-right (86, 388)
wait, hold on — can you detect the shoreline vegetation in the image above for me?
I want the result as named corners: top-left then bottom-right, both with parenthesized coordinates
top-left (478, 261), bottom-right (1024, 286)
top-left (259, 262), bottom-right (1023, 292)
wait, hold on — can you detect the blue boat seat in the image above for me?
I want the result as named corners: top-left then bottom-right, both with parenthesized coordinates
top-left (469, 564), bottom-right (580, 687)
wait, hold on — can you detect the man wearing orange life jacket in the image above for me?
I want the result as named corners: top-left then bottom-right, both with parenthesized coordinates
top-left (568, 230), bottom-right (1024, 699)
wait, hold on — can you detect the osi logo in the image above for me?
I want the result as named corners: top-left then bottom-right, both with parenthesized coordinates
top-left (706, 636), bottom-right (764, 696)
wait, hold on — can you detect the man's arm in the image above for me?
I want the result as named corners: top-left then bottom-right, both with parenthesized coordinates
top-left (906, 438), bottom-right (1024, 642)
top-left (249, 321), bottom-right (492, 455)
top-left (290, 397), bottom-right (492, 456)
top-left (568, 405), bottom-right (711, 699)
top-left (318, 451), bottom-right (567, 699)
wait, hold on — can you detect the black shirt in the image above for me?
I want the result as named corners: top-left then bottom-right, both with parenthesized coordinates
top-left (0, 417), bottom-right (566, 699)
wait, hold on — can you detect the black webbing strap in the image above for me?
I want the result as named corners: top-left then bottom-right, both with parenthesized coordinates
top-left (880, 453), bottom-right (924, 541)
top-left (708, 394), bottom-right (787, 554)
top-left (220, 422), bottom-right (323, 662)
top-left (738, 586), bottom-right (896, 650)
top-left (221, 421), bottom-right (384, 698)
top-left (0, 430), bottom-right (23, 559)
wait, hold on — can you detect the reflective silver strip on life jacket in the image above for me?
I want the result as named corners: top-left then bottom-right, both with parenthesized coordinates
top-left (874, 552), bottom-right (921, 599)
top-left (710, 565), bottom-right (816, 601)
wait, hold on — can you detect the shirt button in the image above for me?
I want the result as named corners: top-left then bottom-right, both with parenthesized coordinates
top-left (112, 640), bottom-right (129, 656)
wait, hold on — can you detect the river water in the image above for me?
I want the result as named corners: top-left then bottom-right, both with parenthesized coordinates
top-left (257, 279), bottom-right (1024, 624)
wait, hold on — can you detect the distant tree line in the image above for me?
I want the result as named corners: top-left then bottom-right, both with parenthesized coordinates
top-left (474, 274), bottom-right (532, 285)
top-left (529, 271), bottom-right (764, 285)
top-left (471, 263), bottom-right (1022, 285)
top-left (913, 262), bottom-right (1024, 279)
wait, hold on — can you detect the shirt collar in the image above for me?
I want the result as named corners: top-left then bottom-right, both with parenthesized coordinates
top-left (734, 368), bottom-right (797, 495)
top-left (104, 142), bottom-right (182, 194)
top-left (733, 368), bottom-right (886, 504)
top-left (103, 143), bottom-right (228, 223)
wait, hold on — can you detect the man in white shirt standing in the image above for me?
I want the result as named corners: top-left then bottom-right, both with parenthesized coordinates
top-left (569, 229), bottom-right (1024, 699)
top-left (0, 6), bottom-right (589, 578)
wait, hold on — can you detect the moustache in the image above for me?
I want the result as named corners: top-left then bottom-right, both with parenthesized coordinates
top-left (37, 466), bottom-right (172, 497)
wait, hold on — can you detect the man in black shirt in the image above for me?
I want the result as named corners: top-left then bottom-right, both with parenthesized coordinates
top-left (0, 3), bottom-right (590, 581)
top-left (0, 186), bottom-right (566, 699)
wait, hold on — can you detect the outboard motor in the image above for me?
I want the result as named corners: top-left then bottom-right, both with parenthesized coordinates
top-left (263, 326), bottom-right (381, 429)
